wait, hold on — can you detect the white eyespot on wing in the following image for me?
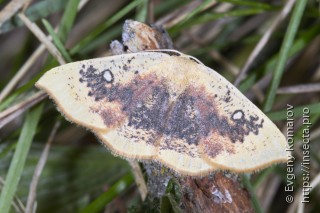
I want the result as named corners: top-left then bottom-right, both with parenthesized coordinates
top-left (232, 110), bottom-right (244, 120)
top-left (103, 70), bottom-right (114, 83)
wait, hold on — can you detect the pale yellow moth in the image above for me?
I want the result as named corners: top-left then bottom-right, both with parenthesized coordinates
top-left (36, 49), bottom-right (287, 176)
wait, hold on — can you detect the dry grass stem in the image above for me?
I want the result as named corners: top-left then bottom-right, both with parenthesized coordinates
top-left (128, 161), bottom-right (148, 201)
top-left (0, 0), bottom-right (89, 103)
top-left (0, 0), bottom-right (24, 27)
top-left (261, 176), bottom-right (282, 212)
top-left (247, 72), bottom-right (273, 104)
top-left (229, 14), bottom-right (269, 42)
top-left (78, 0), bottom-right (91, 10)
top-left (147, 0), bottom-right (154, 23)
top-left (17, 13), bottom-right (66, 65)
top-left (277, 83), bottom-right (320, 94)
top-left (25, 121), bottom-right (61, 213)
top-left (234, 0), bottom-right (296, 86)
top-left (186, 30), bottom-right (239, 76)
top-left (155, 1), bottom-right (201, 27)
top-left (21, 0), bottom-right (33, 12)
top-left (0, 91), bottom-right (46, 129)
top-left (156, 1), bottom-right (217, 28)
top-left (309, 127), bottom-right (320, 142)
top-left (209, 51), bottom-right (239, 75)
top-left (288, 147), bottom-right (320, 213)
top-left (295, 173), bottom-right (320, 213)
top-left (251, 84), bottom-right (265, 104)
top-left (314, 64), bottom-right (320, 80)
top-left (0, 45), bottom-right (46, 102)
top-left (0, 177), bottom-right (25, 213)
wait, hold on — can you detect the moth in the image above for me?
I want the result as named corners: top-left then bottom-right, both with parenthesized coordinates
top-left (35, 49), bottom-right (287, 176)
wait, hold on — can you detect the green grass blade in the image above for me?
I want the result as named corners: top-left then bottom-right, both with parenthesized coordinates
top-left (170, 8), bottom-right (268, 34)
top-left (241, 174), bottom-right (263, 213)
top-left (57, 0), bottom-right (81, 43)
top-left (70, 0), bottom-right (144, 54)
top-left (135, 0), bottom-right (148, 22)
top-left (78, 25), bottom-right (122, 55)
top-left (263, 0), bottom-right (308, 112)
top-left (267, 102), bottom-right (320, 121)
top-left (0, 0), bottom-right (67, 34)
top-left (42, 19), bottom-right (72, 63)
top-left (0, 142), bottom-right (17, 159)
top-left (160, 195), bottom-right (182, 213)
top-left (80, 172), bottom-right (134, 213)
top-left (218, 0), bottom-right (273, 10)
top-left (252, 167), bottom-right (274, 188)
top-left (173, 0), bottom-right (214, 27)
top-left (0, 93), bottom-right (18, 111)
top-left (154, 1), bottom-right (187, 15)
top-left (238, 24), bottom-right (320, 93)
top-left (0, 103), bottom-right (43, 213)
top-left (161, 179), bottom-right (182, 213)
